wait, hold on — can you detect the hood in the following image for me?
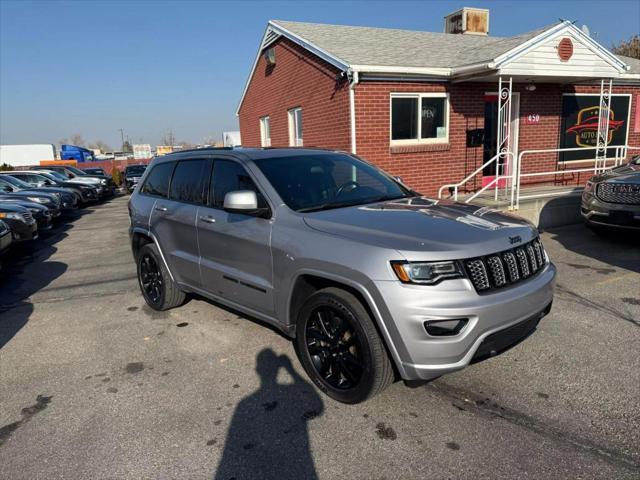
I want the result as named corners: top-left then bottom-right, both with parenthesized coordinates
top-left (0, 202), bottom-right (28, 213)
top-left (0, 200), bottom-right (47, 213)
top-left (591, 162), bottom-right (640, 184)
top-left (0, 190), bottom-right (57, 201)
top-left (302, 197), bottom-right (538, 261)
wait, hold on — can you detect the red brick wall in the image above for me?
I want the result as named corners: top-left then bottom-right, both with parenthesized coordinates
top-left (238, 39), bottom-right (639, 197)
top-left (354, 82), bottom-right (486, 196)
top-left (354, 81), bottom-right (639, 196)
top-left (238, 38), bottom-right (350, 151)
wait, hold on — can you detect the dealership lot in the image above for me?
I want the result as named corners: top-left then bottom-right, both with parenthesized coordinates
top-left (0, 195), bottom-right (638, 479)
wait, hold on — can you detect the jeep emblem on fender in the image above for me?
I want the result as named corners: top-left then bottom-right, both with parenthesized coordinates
top-left (509, 235), bottom-right (522, 245)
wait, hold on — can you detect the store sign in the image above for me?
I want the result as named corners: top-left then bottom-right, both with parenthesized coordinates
top-left (559, 95), bottom-right (630, 161)
top-left (133, 144), bottom-right (152, 160)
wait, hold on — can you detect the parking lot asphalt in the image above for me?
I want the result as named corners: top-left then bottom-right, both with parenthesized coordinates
top-left (0, 195), bottom-right (638, 480)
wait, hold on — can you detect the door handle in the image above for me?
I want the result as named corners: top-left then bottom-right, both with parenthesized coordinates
top-left (155, 205), bottom-right (168, 212)
top-left (199, 215), bottom-right (216, 224)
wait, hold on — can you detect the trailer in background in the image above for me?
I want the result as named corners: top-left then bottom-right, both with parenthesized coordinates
top-left (60, 144), bottom-right (95, 163)
top-left (0, 144), bottom-right (57, 167)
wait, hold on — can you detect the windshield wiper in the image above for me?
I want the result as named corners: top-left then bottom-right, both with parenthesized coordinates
top-left (297, 200), bottom-right (367, 213)
top-left (297, 195), bottom-right (410, 213)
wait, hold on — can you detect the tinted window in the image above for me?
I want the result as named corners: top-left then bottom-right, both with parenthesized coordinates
top-left (391, 97), bottom-right (417, 140)
top-left (169, 160), bottom-right (207, 204)
top-left (210, 160), bottom-right (267, 209)
top-left (141, 162), bottom-right (175, 197)
top-left (255, 153), bottom-right (411, 212)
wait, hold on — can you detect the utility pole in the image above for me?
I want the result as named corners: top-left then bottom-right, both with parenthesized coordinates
top-left (118, 129), bottom-right (125, 152)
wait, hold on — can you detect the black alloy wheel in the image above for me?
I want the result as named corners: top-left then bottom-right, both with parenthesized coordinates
top-left (140, 253), bottom-right (163, 305)
top-left (295, 287), bottom-right (394, 404)
top-left (306, 306), bottom-right (364, 390)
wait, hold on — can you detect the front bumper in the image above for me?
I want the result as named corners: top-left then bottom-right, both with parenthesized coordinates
top-left (0, 230), bottom-right (12, 254)
top-left (581, 191), bottom-right (640, 230)
top-left (373, 262), bottom-right (556, 381)
top-left (11, 221), bottom-right (38, 242)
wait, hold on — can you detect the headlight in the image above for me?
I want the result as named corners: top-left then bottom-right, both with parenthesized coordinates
top-left (101, 179), bottom-right (107, 185)
top-left (0, 212), bottom-right (25, 221)
top-left (584, 180), bottom-right (594, 193)
top-left (27, 196), bottom-right (47, 203)
top-left (391, 261), bottom-right (463, 285)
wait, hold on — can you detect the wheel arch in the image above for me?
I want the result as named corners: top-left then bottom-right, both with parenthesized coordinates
top-left (287, 270), bottom-right (406, 379)
top-left (130, 227), bottom-right (175, 283)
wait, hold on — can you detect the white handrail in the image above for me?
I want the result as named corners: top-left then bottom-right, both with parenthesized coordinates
top-left (438, 151), bottom-right (512, 200)
top-left (514, 144), bottom-right (637, 209)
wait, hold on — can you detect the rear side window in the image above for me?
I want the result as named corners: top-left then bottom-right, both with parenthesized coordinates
top-left (210, 160), bottom-right (268, 209)
top-left (169, 160), bottom-right (207, 204)
top-left (141, 162), bottom-right (175, 197)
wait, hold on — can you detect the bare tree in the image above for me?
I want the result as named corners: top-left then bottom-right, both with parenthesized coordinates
top-left (69, 134), bottom-right (86, 147)
top-left (88, 140), bottom-right (112, 153)
top-left (611, 34), bottom-right (640, 59)
top-left (161, 130), bottom-right (176, 146)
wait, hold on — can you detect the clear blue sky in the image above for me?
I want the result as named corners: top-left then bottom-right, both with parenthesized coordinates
top-left (1, 0), bottom-right (638, 149)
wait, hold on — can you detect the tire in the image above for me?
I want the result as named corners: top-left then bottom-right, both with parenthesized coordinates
top-left (294, 287), bottom-right (394, 404)
top-left (136, 243), bottom-right (185, 311)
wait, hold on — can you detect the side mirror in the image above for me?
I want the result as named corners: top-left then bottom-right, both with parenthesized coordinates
top-left (2, 186), bottom-right (12, 192)
top-left (44, 180), bottom-right (52, 185)
top-left (223, 190), bottom-right (268, 217)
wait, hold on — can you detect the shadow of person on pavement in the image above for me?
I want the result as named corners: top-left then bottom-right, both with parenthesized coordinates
top-left (214, 348), bottom-right (324, 480)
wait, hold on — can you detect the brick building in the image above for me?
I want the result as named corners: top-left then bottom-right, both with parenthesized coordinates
top-left (237, 9), bottom-right (640, 197)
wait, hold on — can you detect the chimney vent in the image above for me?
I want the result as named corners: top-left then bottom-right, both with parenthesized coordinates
top-left (444, 7), bottom-right (489, 35)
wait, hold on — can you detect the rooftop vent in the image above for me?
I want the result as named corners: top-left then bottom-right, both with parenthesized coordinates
top-left (444, 7), bottom-right (489, 35)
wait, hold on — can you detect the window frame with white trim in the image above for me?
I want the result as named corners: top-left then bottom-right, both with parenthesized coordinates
top-left (389, 92), bottom-right (450, 145)
top-left (259, 115), bottom-right (271, 147)
top-left (288, 107), bottom-right (303, 147)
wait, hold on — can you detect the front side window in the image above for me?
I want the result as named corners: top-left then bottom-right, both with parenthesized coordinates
top-left (141, 162), bottom-right (175, 197)
top-left (260, 116), bottom-right (271, 147)
top-left (254, 153), bottom-right (412, 212)
top-left (390, 93), bottom-right (449, 144)
top-left (169, 159), bottom-right (207, 204)
top-left (288, 107), bottom-right (303, 146)
top-left (210, 160), bottom-right (268, 210)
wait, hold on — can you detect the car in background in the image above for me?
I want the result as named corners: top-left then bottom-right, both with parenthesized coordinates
top-left (27, 170), bottom-right (99, 203)
top-left (82, 167), bottom-right (108, 177)
top-left (0, 203), bottom-right (38, 242)
top-left (0, 199), bottom-right (52, 232)
top-left (123, 164), bottom-right (147, 193)
top-left (0, 173), bottom-right (78, 211)
top-left (31, 166), bottom-right (115, 197)
top-left (0, 219), bottom-right (12, 256)
top-left (581, 156), bottom-right (640, 231)
top-left (0, 177), bottom-right (62, 217)
top-left (31, 168), bottom-right (107, 198)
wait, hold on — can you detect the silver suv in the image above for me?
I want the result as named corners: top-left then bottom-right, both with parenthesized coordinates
top-left (128, 148), bottom-right (556, 403)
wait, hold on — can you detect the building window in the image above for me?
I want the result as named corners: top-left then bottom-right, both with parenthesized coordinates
top-left (259, 116), bottom-right (271, 147)
top-left (390, 93), bottom-right (449, 144)
top-left (288, 107), bottom-right (303, 146)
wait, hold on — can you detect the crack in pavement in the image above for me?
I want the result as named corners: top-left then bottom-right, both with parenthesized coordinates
top-left (555, 283), bottom-right (639, 327)
top-left (428, 381), bottom-right (639, 471)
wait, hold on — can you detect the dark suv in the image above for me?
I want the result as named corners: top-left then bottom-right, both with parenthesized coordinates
top-left (129, 148), bottom-right (555, 403)
top-left (581, 156), bottom-right (640, 230)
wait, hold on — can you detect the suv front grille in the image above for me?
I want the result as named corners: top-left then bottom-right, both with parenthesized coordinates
top-left (463, 238), bottom-right (547, 293)
top-left (596, 183), bottom-right (640, 205)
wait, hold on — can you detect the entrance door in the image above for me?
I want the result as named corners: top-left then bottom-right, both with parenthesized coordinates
top-left (483, 93), bottom-right (520, 186)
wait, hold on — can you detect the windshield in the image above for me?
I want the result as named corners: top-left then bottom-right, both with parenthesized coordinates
top-left (40, 170), bottom-right (68, 182)
top-left (66, 166), bottom-right (88, 175)
top-left (126, 165), bottom-right (146, 175)
top-left (0, 175), bottom-right (31, 189)
top-left (254, 153), bottom-right (413, 212)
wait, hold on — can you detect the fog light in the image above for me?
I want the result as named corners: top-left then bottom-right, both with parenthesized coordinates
top-left (424, 318), bottom-right (468, 336)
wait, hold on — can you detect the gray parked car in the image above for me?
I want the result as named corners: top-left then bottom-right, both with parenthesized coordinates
top-left (581, 156), bottom-right (640, 231)
top-left (128, 148), bottom-right (556, 403)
